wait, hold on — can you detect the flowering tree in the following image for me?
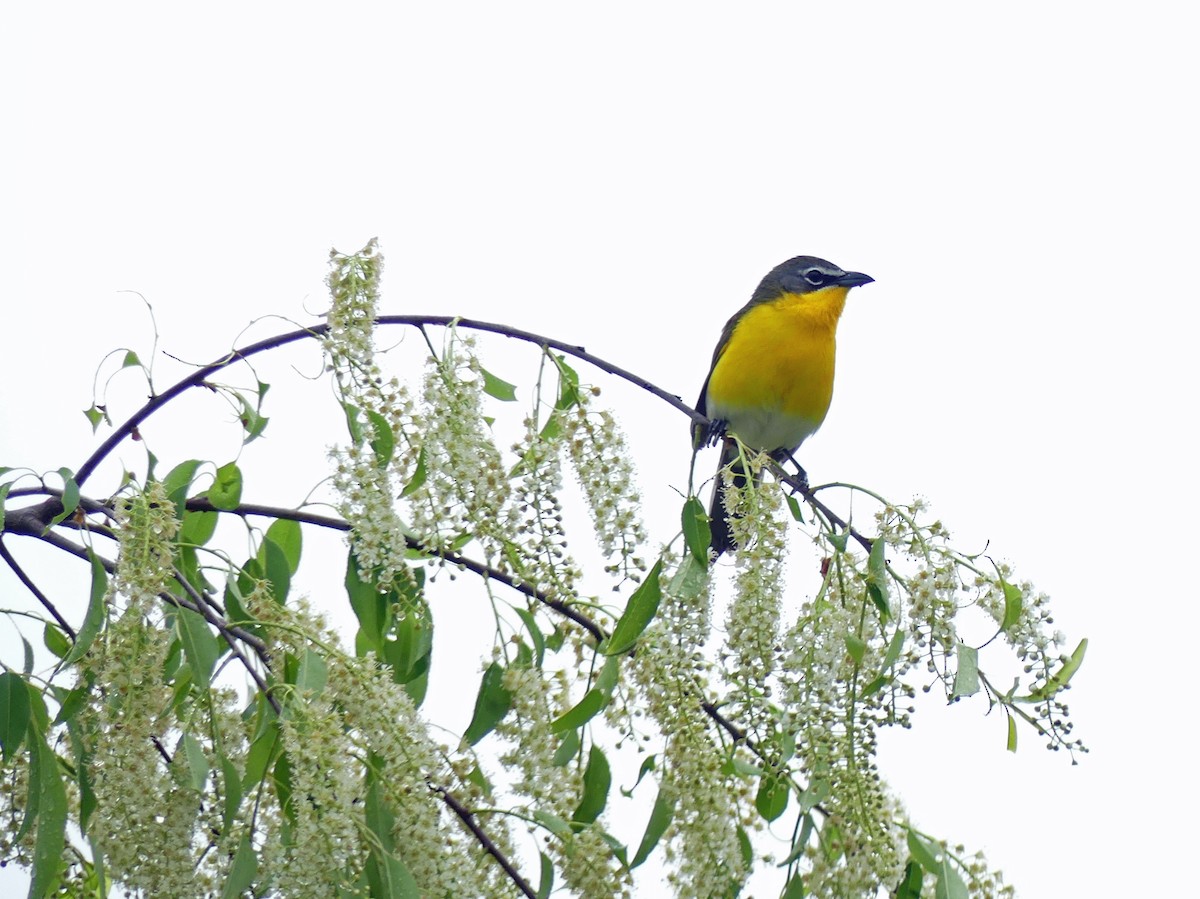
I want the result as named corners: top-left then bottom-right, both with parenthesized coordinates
top-left (0, 241), bottom-right (1086, 898)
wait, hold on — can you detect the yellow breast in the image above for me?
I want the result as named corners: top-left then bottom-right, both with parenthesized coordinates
top-left (704, 286), bottom-right (849, 452)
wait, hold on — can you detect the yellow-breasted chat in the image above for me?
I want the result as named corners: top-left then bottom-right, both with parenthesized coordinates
top-left (693, 256), bottom-right (874, 556)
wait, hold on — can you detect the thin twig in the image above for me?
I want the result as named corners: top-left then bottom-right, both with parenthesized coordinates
top-left (0, 537), bottom-right (78, 639)
top-left (432, 783), bottom-right (537, 898)
top-left (171, 568), bottom-right (279, 715)
top-left (185, 497), bottom-right (608, 643)
top-left (73, 316), bottom-right (706, 488)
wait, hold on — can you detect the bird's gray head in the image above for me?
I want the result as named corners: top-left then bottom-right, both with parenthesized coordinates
top-left (752, 255), bottom-right (874, 302)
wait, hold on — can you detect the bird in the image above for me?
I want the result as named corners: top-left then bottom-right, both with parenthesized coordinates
top-left (693, 255), bottom-right (874, 556)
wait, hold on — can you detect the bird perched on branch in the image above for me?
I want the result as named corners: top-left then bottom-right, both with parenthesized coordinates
top-left (693, 255), bottom-right (874, 556)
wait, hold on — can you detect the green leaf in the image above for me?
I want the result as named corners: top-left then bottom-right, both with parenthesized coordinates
top-left (533, 809), bottom-right (573, 841)
top-left (207, 462), bottom-right (243, 511)
top-left (83, 404), bottom-right (107, 433)
top-left (1000, 577), bottom-right (1023, 632)
top-left (43, 623), bottom-right (71, 660)
top-left (514, 607), bottom-right (546, 667)
top-left (550, 687), bottom-right (608, 735)
top-left (342, 401), bottom-right (364, 446)
top-left (622, 754), bottom-right (657, 797)
top-left (755, 770), bottom-right (789, 822)
top-left (180, 510), bottom-right (218, 546)
top-left (480, 366), bottom-right (518, 402)
top-left (52, 684), bottom-right (89, 727)
top-left (383, 606), bottom-right (434, 705)
top-left (176, 605), bottom-right (221, 689)
top-left (462, 663), bottom-right (512, 746)
top-left (552, 355), bottom-right (582, 411)
top-left (936, 856), bottom-right (970, 899)
top-left (737, 823), bottom-right (753, 870)
top-left (681, 496), bottom-right (711, 565)
top-left (778, 813), bottom-right (815, 867)
top-left (865, 537), bottom-right (890, 618)
top-left (220, 755), bottom-right (243, 835)
top-left (797, 777), bottom-right (831, 814)
top-left (906, 829), bottom-right (942, 872)
top-left (28, 722), bottom-right (68, 897)
top-left (346, 553), bottom-right (388, 650)
top-left (265, 518), bottom-right (302, 573)
top-left (536, 851), bottom-right (554, 899)
top-left (257, 535), bottom-right (291, 604)
top-left (631, 789), bottom-right (674, 868)
top-left (220, 834), bottom-right (258, 899)
top-left (782, 873), bottom-right (808, 899)
top-left (604, 557), bottom-right (664, 655)
top-left (61, 551), bottom-right (109, 667)
top-left (0, 672), bottom-right (31, 763)
top-left (0, 481), bottom-right (10, 534)
top-left (1026, 638), bottom-right (1088, 701)
top-left (667, 553), bottom-right (708, 603)
top-left (367, 410), bottom-right (396, 467)
top-left (47, 467), bottom-right (80, 531)
top-left (163, 459), bottom-right (204, 514)
top-left (234, 390), bottom-right (270, 444)
top-left (183, 733), bottom-right (210, 792)
top-left (951, 643), bottom-right (980, 698)
top-left (1006, 712), bottom-right (1018, 753)
top-left (122, 350), bottom-right (141, 368)
top-left (296, 647), bottom-right (329, 695)
top-left (843, 632), bottom-right (867, 666)
top-left (400, 446), bottom-right (427, 498)
top-left (784, 491), bottom-right (805, 524)
top-left (863, 627), bottom-right (906, 696)
top-left (365, 766), bottom-right (420, 898)
top-left (895, 860), bottom-right (924, 899)
top-left (552, 726), bottom-right (580, 766)
top-left (573, 745), bottom-right (611, 825)
top-left (242, 718), bottom-right (281, 792)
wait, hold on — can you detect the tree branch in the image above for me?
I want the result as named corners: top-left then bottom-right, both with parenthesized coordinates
top-left (0, 536), bottom-right (77, 639)
top-left (184, 498), bottom-right (608, 643)
top-left (73, 316), bottom-right (707, 489)
top-left (431, 783), bottom-right (537, 898)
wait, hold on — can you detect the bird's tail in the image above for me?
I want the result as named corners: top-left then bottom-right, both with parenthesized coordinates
top-left (709, 439), bottom-right (750, 557)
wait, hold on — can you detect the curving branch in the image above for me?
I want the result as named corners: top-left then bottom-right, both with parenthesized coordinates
top-left (183, 498), bottom-right (608, 644)
top-left (73, 316), bottom-right (705, 489)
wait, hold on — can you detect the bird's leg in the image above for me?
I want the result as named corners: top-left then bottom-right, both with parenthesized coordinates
top-left (704, 417), bottom-right (729, 448)
top-left (772, 449), bottom-right (809, 493)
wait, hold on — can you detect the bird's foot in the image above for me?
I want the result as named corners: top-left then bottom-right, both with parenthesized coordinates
top-left (704, 417), bottom-right (729, 447)
top-left (773, 450), bottom-right (809, 493)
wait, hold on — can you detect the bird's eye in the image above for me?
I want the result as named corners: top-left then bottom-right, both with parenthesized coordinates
top-left (803, 269), bottom-right (826, 286)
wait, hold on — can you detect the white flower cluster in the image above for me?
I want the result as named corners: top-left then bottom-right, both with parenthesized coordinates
top-left (407, 343), bottom-right (510, 555)
top-left (114, 479), bottom-right (179, 610)
top-left (629, 558), bottom-right (750, 897)
top-left (324, 240), bottom-right (423, 591)
top-left (252, 593), bottom-right (506, 897)
top-left (82, 605), bottom-right (193, 894)
top-left (562, 397), bottom-right (649, 582)
top-left (775, 561), bottom-right (908, 895)
top-left (876, 499), bottom-right (1086, 756)
top-left (504, 413), bottom-right (582, 599)
top-left (722, 460), bottom-right (787, 722)
top-left (497, 665), bottom-right (633, 898)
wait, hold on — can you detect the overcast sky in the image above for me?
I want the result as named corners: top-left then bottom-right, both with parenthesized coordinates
top-left (3, 4), bottom-right (1198, 896)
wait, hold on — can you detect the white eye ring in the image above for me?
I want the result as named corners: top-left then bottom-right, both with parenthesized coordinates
top-left (803, 269), bottom-right (827, 286)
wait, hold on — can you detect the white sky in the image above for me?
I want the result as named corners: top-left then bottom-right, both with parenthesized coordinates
top-left (2, 3), bottom-right (1198, 896)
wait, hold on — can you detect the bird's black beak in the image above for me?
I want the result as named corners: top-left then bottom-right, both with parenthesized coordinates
top-left (836, 271), bottom-right (875, 288)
